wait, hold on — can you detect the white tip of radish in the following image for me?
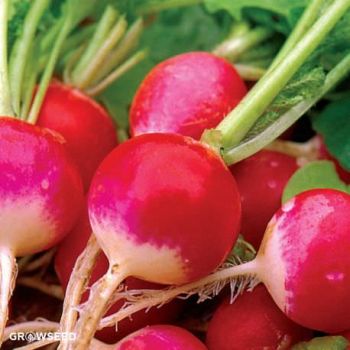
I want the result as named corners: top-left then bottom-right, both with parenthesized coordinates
top-left (89, 215), bottom-right (186, 285)
top-left (0, 196), bottom-right (55, 256)
top-left (282, 198), bottom-right (295, 213)
top-left (257, 218), bottom-right (287, 313)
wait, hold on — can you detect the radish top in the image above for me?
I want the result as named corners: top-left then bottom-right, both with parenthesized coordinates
top-left (88, 133), bottom-right (241, 284)
top-left (130, 52), bottom-right (247, 140)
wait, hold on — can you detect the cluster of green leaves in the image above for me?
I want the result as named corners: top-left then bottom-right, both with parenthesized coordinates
top-left (313, 98), bottom-right (350, 171)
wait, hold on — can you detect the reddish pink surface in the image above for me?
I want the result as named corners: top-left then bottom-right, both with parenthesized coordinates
top-left (273, 189), bottom-right (350, 332)
top-left (37, 81), bottom-right (118, 191)
top-left (88, 133), bottom-right (241, 283)
top-left (115, 325), bottom-right (207, 350)
top-left (130, 52), bottom-right (247, 140)
top-left (230, 150), bottom-right (298, 249)
top-left (55, 206), bottom-right (183, 343)
top-left (0, 117), bottom-right (83, 255)
top-left (316, 136), bottom-right (350, 183)
top-left (206, 285), bottom-right (312, 350)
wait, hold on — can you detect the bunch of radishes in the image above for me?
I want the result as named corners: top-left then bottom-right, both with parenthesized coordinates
top-left (2, 0), bottom-right (350, 349)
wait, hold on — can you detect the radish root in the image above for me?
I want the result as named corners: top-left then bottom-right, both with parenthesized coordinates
top-left (58, 235), bottom-right (101, 350)
top-left (99, 260), bottom-right (259, 330)
top-left (0, 248), bottom-right (17, 346)
top-left (71, 264), bottom-right (126, 350)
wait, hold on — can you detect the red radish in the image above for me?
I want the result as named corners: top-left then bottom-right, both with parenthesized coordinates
top-left (37, 81), bottom-right (118, 191)
top-left (105, 189), bottom-right (350, 335)
top-left (206, 285), bottom-right (312, 350)
top-left (70, 132), bottom-right (241, 349)
top-left (112, 325), bottom-right (207, 350)
top-left (130, 52), bottom-right (247, 140)
top-left (55, 206), bottom-right (183, 343)
top-left (230, 150), bottom-right (298, 248)
top-left (0, 117), bottom-right (84, 341)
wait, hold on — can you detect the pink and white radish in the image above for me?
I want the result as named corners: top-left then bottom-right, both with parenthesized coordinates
top-left (55, 205), bottom-right (183, 343)
top-left (68, 132), bottom-right (241, 349)
top-left (37, 81), bottom-right (118, 191)
top-left (0, 118), bottom-right (83, 341)
top-left (206, 285), bottom-right (312, 350)
top-left (230, 150), bottom-right (298, 248)
top-left (130, 52), bottom-right (247, 140)
top-left (98, 188), bottom-right (350, 335)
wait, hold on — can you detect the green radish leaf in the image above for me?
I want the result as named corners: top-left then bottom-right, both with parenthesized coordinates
top-left (282, 161), bottom-right (349, 204)
top-left (291, 336), bottom-right (349, 350)
top-left (204, 0), bottom-right (307, 22)
top-left (244, 66), bottom-right (326, 140)
top-left (313, 98), bottom-right (350, 171)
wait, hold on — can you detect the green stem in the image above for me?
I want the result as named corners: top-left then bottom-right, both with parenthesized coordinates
top-left (73, 16), bottom-right (128, 90)
top-left (91, 18), bottom-right (143, 85)
top-left (213, 27), bottom-right (274, 61)
top-left (27, 18), bottom-right (72, 124)
top-left (223, 53), bottom-right (350, 165)
top-left (9, 0), bottom-right (49, 116)
top-left (234, 64), bottom-right (266, 81)
top-left (268, 0), bottom-right (325, 71)
top-left (71, 6), bottom-right (118, 83)
top-left (0, 0), bottom-right (13, 116)
top-left (215, 0), bottom-right (350, 149)
top-left (239, 41), bottom-right (281, 62)
top-left (86, 49), bottom-right (147, 96)
top-left (136, 0), bottom-right (203, 15)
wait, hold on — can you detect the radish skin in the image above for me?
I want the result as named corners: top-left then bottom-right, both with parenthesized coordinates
top-left (0, 117), bottom-right (84, 343)
top-left (37, 81), bottom-right (118, 191)
top-left (69, 133), bottom-right (241, 349)
top-left (130, 52), bottom-right (247, 140)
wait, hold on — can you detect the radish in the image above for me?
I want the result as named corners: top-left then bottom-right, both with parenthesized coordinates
top-left (230, 150), bottom-right (298, 248)
top-left (99, 189), bottom-right (350, 335)
top-left (55, 205), bottom-right (183, 343)
top-left (111, 325), bottom-right (207, 350)
top-left (206, 285), bottom-right (312, 350)
top-left (67, 132), bottom-right (241, 349)
top-left (0, 118), bottom-right (84, 342)
top-left (37, 81), bottom-right (118, 191)
top-left (130, 52), bottom-right (247, 140)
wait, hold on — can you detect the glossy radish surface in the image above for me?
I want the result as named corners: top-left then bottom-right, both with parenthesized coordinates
top-left (37, 81), bottom-right (118, 191)
top-left (0, 117), bottom-right (84, 256)
top-left (257, 189), bottom-right (350, 332)
top-left (114, 325), bottom-right (207, 350)
top-left (130, 52), bottom-right (247, 140)
top-left (229, 150), bottom-right (298, 248)
top-left (88, 133), bottom-right (241, 284)
top-left (55, 206), bottom-right (183, 343)
top-left (206, 285), bottom-right (312, 350)
top-left (71, 133), bottom-right (241, 349)
top-left (0, 117), bottom-right (84, 342)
